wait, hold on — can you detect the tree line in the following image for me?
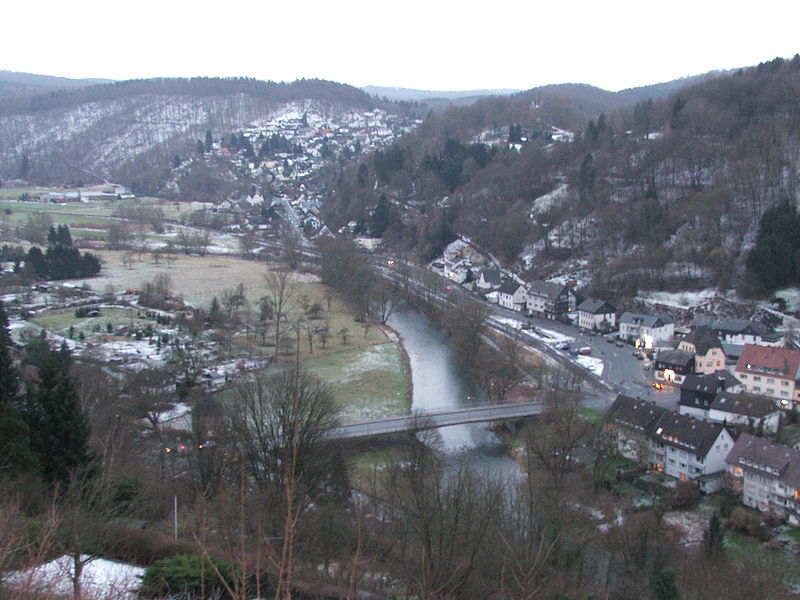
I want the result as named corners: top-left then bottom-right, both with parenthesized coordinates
top-left (1, 225), bottom-right (101, 281)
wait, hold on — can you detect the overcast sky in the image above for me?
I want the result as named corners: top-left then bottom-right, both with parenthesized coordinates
top-left (6, 0), bottom-right (799, 92)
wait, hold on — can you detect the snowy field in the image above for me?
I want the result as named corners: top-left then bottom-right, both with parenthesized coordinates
top-left (575, 355), bottom-right (604, 377)
top-left (636, 289), bottom-right (719, 310)
top-left (492, 317), bottom-right (576, 346)
top-left (7, 555), bottom-right (144, 600)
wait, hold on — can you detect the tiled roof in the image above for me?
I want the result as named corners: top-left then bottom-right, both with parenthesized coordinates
top-left (620, 312), bottom-right (674, 327)
top-left (726, 433), bottom-right (800, 488)
top-left (710, 392), bottom-right (779, 418)
top-left (681, 326), bottom-right (723, 355)
top-left (605, 394), bottom-right (668, 432)
top-left (527, 280), bottom-right (566, 300)
top-left (736, 345), bottom-right (800, 380)
top-left (607, 394), bottom-right (727, 459)
top-left (655, 349), bottom-right (695, 368)
top-left (578, 297), bottom-right (616, 315)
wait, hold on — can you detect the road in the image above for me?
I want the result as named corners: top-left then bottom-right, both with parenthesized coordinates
top-left (378, 259), bottom-right (680, 411)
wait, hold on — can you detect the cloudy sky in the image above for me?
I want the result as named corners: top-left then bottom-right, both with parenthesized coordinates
top-left (6, 0), bottom-right (799, 91)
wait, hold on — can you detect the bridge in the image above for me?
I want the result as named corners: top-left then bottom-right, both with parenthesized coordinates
top-left (327, 401), bottom-right (547, 440)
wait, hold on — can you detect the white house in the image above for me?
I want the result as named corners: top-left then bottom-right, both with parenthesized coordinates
top-left (708, 392), bottom-right (782, 435)
top-left (692, 316), bottom-right (781, 346)
top-left (475, 266), bottom-right (503, 291)
top-left (497, 281), bottom-right (527, 312)
top-left (525, 280), bottom-right (575, 320)
top-left (576, 298), bottom-right (616, 331)
top-left (735, 345), bottom-right (800, 410)
top-left (605, 394), bottom-right (733, 492)
top-left (726, 434), bottom-right (800, 523)
top-left (618, 312), bottom-right (674, 349)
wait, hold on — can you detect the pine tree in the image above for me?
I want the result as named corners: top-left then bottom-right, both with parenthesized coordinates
top-left (703, 512), bottom-right (723, 559)
top-left (25, 344), bottom-right (92, 487)
top-left (650, 567), bottom-right (681, 600)
top-left (0, 301), bottom-right (39, 475)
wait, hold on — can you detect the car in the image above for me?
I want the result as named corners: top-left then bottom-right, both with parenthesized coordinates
top-left (615, 340), bottom-right (624, 347)
top-left (652, 382), bottom-right (664, 390)
top-left (606, 337), bottom-right (615, 343)
top-left (633, 351), bottom-right (644, 360)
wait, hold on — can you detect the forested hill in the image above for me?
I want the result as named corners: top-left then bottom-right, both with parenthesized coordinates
top-left (322, 56), bottom-right (800, 300)
top-left (0, 77), bottom-right (393, 189)
top-left (0, 70), bottom-right (112, 94)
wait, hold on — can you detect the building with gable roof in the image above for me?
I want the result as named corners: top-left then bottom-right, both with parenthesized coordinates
top-left (525, 280), bottom-right (575, 320)
top-left (605, 394), bottom-right (669, 462)
top-left (576, 298), bottom-right (616, 331)
top-left (735, 345), bottom-right (800, 409)
top-left (653, 349), bottom-right (695, 384)
top-left (726, 434), bottom-right (800, 522)
top-left (475, 266), bottom-right (503, 291)
top-left (692, 315), bottom-right (781, 346)
top-left (497, 281), bottom-right (527, 312)
top-left (605, 394), bottom-right (733, 491)
top-left (678, 326), bottom-right (726, 375)
top-left (619, 312), bottom-right (674, 349)
top-left (678, 373), bottom-right (729, 418)
top-left (709, 392), bottom-right (782, 434)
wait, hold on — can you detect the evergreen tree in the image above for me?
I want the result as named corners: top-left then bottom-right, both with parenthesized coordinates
top-left (0, 301), bottom-right (39, 475)
top-left (372, 194), bottom-right (394, 238)
top-left (24, 344), bottom-right (92, 487)
top-left (650, 567), bottom-right (681, 600)
top-left (703, 512), bottom-right (723, 559)
top-left (746, 200), bottom-right (800, 293)
top-left (205, 129), bottom-right (213, 150)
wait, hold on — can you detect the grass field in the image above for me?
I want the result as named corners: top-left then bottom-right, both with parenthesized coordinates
top-left (30, 307), bottom-right (153, 339)
top-left (79, 252), bottom-right (270, 305)
top-left (304, 342), bottom-right (409, 421)
top-left (724, 531), bottom-right (800, 585)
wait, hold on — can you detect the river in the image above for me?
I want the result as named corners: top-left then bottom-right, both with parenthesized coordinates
top-left (387, 306), bottom-right (521, 480)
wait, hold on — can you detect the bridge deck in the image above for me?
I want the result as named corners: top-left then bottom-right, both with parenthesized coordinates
top-left (328, 401), bottom-right (546, 440)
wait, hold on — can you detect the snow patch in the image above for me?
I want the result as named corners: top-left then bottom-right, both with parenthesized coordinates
top-left (575, 355), bottom-right (604, 377)
top-left (6, 555), bottom-right (144, 600)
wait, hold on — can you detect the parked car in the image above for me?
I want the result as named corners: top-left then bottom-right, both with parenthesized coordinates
top-left (615, 340), bottom-right (624, 348)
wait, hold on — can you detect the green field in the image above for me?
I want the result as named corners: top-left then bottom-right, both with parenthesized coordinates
top-left (724, 532), bottom-right (800, 585)
top-left (304, 342), bottom-right (410, 422)
top-left (31, 307), bottom-right (156, 339)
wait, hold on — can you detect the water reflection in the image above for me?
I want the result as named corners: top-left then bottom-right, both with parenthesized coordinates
top-left (388, 306), bottom-right (520, 480)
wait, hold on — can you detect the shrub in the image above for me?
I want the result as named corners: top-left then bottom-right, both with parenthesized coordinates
top-left (140, 554), bottom-right (240, 599)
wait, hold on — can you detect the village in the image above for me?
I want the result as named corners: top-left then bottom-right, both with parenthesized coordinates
top-left (430, 233), bottom-right (800, 532)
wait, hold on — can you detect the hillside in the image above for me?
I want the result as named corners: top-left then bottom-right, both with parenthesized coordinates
top-left (0, 69), bottom-right (112, 93)
top-left (0, 77), bottom-right (400, 192)
top-left (322, 57), bottom-right (800, 300)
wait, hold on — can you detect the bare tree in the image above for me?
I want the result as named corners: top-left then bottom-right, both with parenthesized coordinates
top-left (122, 368), bottom-right (175, 432)
top-left (263, 269), bottom-right (299, 361)
top-left (371, 279), bottom-right (401, 325)
top-left (523, 391), bottom-right (592, 490)
top-left (227, 367), bottom-right (340, 600)
top-left (384, 443), bottom-right (505, 600)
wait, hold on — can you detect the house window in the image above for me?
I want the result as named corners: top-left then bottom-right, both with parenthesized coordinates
top-left (754, 376), bottom-right (762, 381)
top-left (754, 386), bottom-right (761, 392)
top-left (768, 378), bottom-right (775, 384)
top-left (782, 391), bottom-right (789, 397)
top-left (783, 381), bottom-right (790, 386)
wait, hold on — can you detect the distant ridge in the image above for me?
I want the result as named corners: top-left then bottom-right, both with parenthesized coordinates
top-left (0, 69), bottom-right (113, 92)
top-left (362, 85), bottom-right (521, 102)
